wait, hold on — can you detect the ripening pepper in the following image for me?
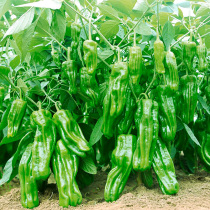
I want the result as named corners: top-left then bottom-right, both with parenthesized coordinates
top-left (30, 109), bottom-right (56, 181)
top-left (205, 84), bottom-right (210, 103)
top-left (179, 75), bottom-right (198, 124)
top-left (53, 109), bottom-right (91, 157)
top-left (141, 169), bottom-right (154, 189)
top-left (182, 40), bottom-right (196, 72)
top-left (133, 99), bottom-right (159, 171)
top-left (7, 99), bottom-right (27, 138)
top-left (19, 143), bottom-right (39, 209)
top-left (152, 138), bottom-right (179, 195)
top-left (71, 21), bottom-right (81, 49)
top-left (196, 41), bottom-right (208, 72)
top-left (104, 134), bottom-right (136, 202)
top-left (154, 35), bottom-right (165, 74)
top-left (102, 62), bottom-right (129, 139)
top-left (156, 85), bottom-right (177, 142)
top-left (165, 50), bottom-right (179, 91)
top-left (80, 67), bottom-right (99, 107)
top-left (52, 140), bottom-right (82, 207)
top-left (83, 40), bottom-right (97, 75)
top-left (129, 46), bottom-right (142, 85)
top-left (117, 87), bottom-right (136, 135)
top-left (0, 87), bottom-right (5, 109)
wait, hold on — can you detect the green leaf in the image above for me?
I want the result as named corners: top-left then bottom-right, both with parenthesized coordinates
top-left (162, 20), bottom-right (175, 51)
top-left (136, 22), bottom-right (152, 36)
top-left (4, 7), bottom-right (35, 38)
top-left (80, 155), bottom-right (97, 174)
top-left (0, 66), bottom-right (10, 86)
top-left (89, 117), bottom-right (103, 146)
top-left (97, 4), bottom-right (120, 20)
top-left (9, 55), bottom-right (20, 70)
top-left (196, 5), bottom-right (210, 17)
top-left (198, 94), bottom-right (210, 115)
top-left (100, 20), bottom-right (119, 39)
top-left (17, 78), bottom-right (29, 94)
top-left (176, 117), bottom-right (184, 132)
top-left (0, 0), bottom-right (11, 19)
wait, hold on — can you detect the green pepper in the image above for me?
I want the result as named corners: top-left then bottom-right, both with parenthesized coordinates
top-left (179, 75), bottom-right (198, 124)
top-left (165, 50), bottom-right (179, 91)
top-left (102, 62), bottom-right (129, 139)
top-left (156, 85), bottom-right (177, 142)
top-left (30, 109), bottom-right (56, 181)
top-left (0, 87), bottom-right (5, 110)
top-left (182, 40), bottom-right (196, 72)
top-left (152, 138), bottom-right (179, 195)
top-left (133, 99), bottom-right (159, 171)
top-left (52, 140), bottom-right (82, 207)
top-left (154, 34), bottom-right (165, 74)
top-left (83, 40), bottom-right (97, 75)
top-left (196, 40), bottom-right (208, 72)
top-left (53, 109), bottom-right (91, 157)
top-left (80, 67), bottom-right (100, 107)
top-left (141, 169), bottom-right (154, 189)
top-left (7, 99), bottom-right (27, 138)
top-left (71, 21), bottom-right (81, 49)
top-left (129, 46), bottom-right (142, 85)
top-left (104, 134), bottom-right (136, 202)
top-left (19, 143), bottom-right (39, 209)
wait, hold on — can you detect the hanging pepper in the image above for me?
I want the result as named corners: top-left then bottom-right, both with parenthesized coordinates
top-left (62, 47), bottom-right (77, 94)
top-left (154, 31), bottom-right (165, 74)
top-left (104, 134), bottom-right (136, 202)
top-left (101, 61), bottom-right (129, 139)
top-left (79, 67), bottom-right (99, 107)
top-left (19, 143), bottom-right (39, 209)
top-left (179, 75), bottom-right (198, 124)
top-left (156, 85), bottom-right (177, 142)
top-left (133, 99), bottom-right (159, 171)
top-left (52, 140), bottom-right (82, 207)
top-left (7, 99), bottom-right (27, 138)
top-left (83, 40), bottom-right (97, 75)
top-left (129, 46), bottom-right (142, 85)
top-left (152, 138), bottom-right (179, 195)
top-left (30, 108), bottom-right (56, 181)
top-left (182, 40), bottom-right (196, 72)
top-left (0, 87), bottom-right (5, 110)
top-left (165, 50), bottom-right (179, 91)
top-left (53, 109), bottom-right (91, 157)
top-left (71, 21), bottom-right (81, 49)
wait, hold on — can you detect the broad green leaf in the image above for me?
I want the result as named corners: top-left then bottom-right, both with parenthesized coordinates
top-left (97, 4), bottom-right (120, 20)
top-left (4, 7), bottom-right (35, 38)
top-left (151, 12), bottom-right (172, 27)
top-left (9, 55), bottom-right (20, 70)
top-left (176, 2), bottom-right (190, 8)
top-left (198, 95), bottom-right (210, 115)
top-left (17, 78), bottom-right (28, 94)
top-left (162, 20), bottom-right (175, 51)
top-left (196, 5), bottom-right (210, 17)
top-left (0, 0), bottom-right (11, 19)
top-left (0, 66), bottom-right (10, 85)
top-left (89, 117), bottom-right (103, 146)
top-left (132, 0), bottom-right (149, 14)
top-left (100, 20), bottom-right (119, 39)
top-left (80, 155), bottom-right (97, 174)
top-left (64, 2), bottom-right (76, 20)
top-left (176, 117), bottom-right (184, 132)
top-left (98, 50), bottom-right (114, 61)
top-left (136, 22), bottom-right (152, 36)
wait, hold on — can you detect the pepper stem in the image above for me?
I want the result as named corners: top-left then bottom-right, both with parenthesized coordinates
top-left (156, 27), bottom-right (160, 41)
top-left (67, 47), bottom-right (71, 61)
top-left (118, 47), bottom-right (121, 62)
top-left (37, 101), bottom-right (41, 110)
top-left (134, 29), bottom-right (136, 47)
top-left (17, 87), bottom-right (22, 100)
top-left (139, 93), bottom-right (148, 99)
top-left (89, 13), bottom-right (92, 40)
top-left (55, 101), bottom-right (61, 111)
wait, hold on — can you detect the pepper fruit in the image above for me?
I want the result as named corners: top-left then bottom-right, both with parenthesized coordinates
top-left (117, 87), bottom-right (136, 135)
top-left (152, 138), bottom-right (179, 195)
top-left (179, 75), bottom-right (198, 124)
top-left (30, 109), bottom-right (56, 181)
top-left (154, 34), bottom-right (165, 74)
top-left (102, 62), bottom-right (129, 139)
top-left (156, 85), bottom-right (177, 142)
top-left (165, 50), bottom-right (179, 91)
top-left (71, 21), bottom-right (81, 49)
top-left (7, 99), bottom-right (27, 138)
top-left (19, 143), bottom-right (39, 209)
top-left (129, 46), bottom-right (142, 85)
top-left (53, 109), bottom-right (91, 157)
top-left (80, 67), bottom-right (99, 107)
top-left (133, 99), bottom-right (159, 171)
top-left (83, 40), bottom-right (97, 75)
top-left (0, 87), bottom-right (5, 110)
top-left (141, 169), bottom-right (154, 189)
top-left (104, 134), bottom-right (136, 202)
top-left (52, 140), bottom-right (82, 207)
top-left (182, 40), bottom-right (196, 72)
top-left (196, 40), bottom-right (208, 72)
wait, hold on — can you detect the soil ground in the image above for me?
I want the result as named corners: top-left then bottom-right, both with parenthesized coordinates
top-left (0, 169), bottom-right (210, 210)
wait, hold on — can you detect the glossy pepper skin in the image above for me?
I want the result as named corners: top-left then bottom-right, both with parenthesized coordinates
top-left (182, 41), bottom-right (196, 72)
top-left (156, 85), bottom-right (177, 142)
top-left (152, 138), bottom-right (179, 195)
top-left (30, 109), bottom-right (56, 181)
top-left (0, 87), bottom-right (5, 109)
top-left (117, 87), bottom-right (136, 134)
top-left (19, 143), bottom-right (39, 209)
top-left (83, 40), bottom-right (97, 75)
top-left (80, 67), bottom-right (99, 107)
top-left (129, 46), bottom-right (142, 85)
top-left (7, 99), bottom-right (27, 138)
top-left (196, 42), bottom-right (207, 72)
top-left (102, 62), bottom-right (129, 139)
top-left (133, 99), bottom-right (159, 171)
top-left (179, 75), bottom-right (198, 124)
top-left (104, 134), bottom-right (136, 202)
top-left (62, 59), bottom-right (77, 94)
top-left (52, 140), bottom-right (82, 207)
top-left (71, 22), bottom-right (81, 49)
top-left (165, 51), bottom-right (179, 91)
top-left (53, 109), bottom-right (91, 157)
top-left (154, 36), bottom-right (165, 74)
